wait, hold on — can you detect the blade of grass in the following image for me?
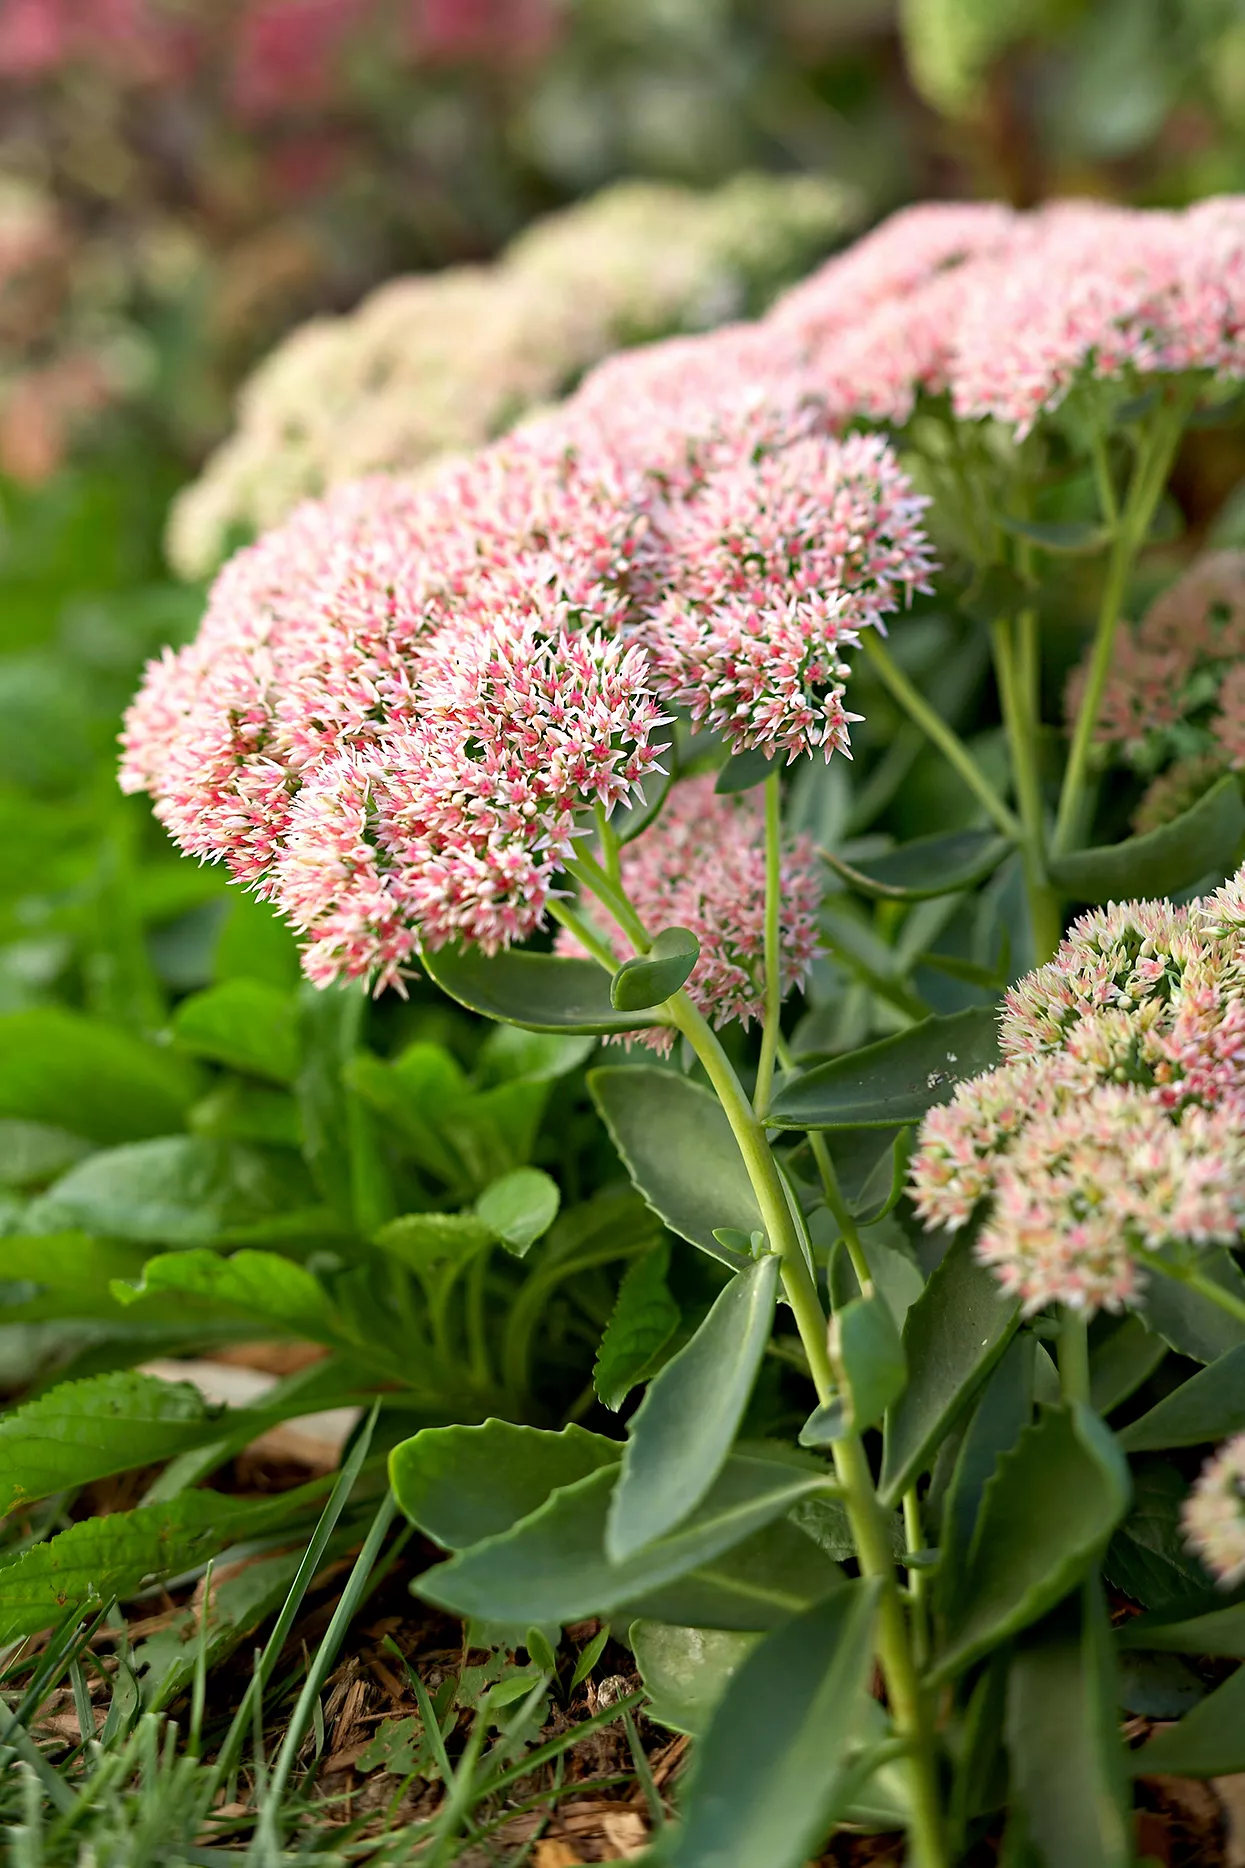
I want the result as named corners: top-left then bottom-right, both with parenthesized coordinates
top-left (213, 1398), bottom-right (380, 1793)
top-left (251, 1485), bottom-right (400, 1861)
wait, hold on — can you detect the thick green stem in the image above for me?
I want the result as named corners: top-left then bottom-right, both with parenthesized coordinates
top-left (991, 614), bottom-right (1062, 964)
top-left (904, 1487), bottom-right (930, 1671)
top-left (567, 852), bottom-right (651, 953)
top-left (753, 767), bottom-right (784, 1120)
top-left (831, 1436), bottom-right (948, 1868)
top-left (577, 867), bottom-right (948, 1868)
top-left (806, 1125), bottom-right (873, 1294)
top-left (1058, 1309), bottom-right (1091, 1405)
top-left (595, 802), bottom-right (622, 888)
top-left (548, 897), bottom-right (619, 971)
top-left (862, 633), bottom-right (1021, 840)
top-left (667, 990), bottom-right (834, 1402)
top-left (1053, 398), bottom-right (1190, 858)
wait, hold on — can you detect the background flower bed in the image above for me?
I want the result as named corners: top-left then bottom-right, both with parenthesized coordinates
top-left (8, 5), bottom-right (1245, 1867)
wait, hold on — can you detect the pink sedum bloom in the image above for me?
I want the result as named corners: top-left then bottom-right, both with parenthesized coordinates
top-left (554, 774), bottom-right (820, 1053)
top-left (1184, 1435), bottom-right (1245, 1588)
top-left (912, 886), bottom-right (1245, 1315)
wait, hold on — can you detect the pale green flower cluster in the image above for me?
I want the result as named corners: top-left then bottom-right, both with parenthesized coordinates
top-left (166, 173), bottom-right (858, 579)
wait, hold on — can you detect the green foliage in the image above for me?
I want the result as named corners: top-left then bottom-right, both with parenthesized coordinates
top-left (589, 1066), bottom-right (761, 1266)
top-left (0, 1371), bottom-right (224, 1513)
top-left (416, 1455), bottom-right (836, 1628)
top-left (475, 1166), bottom-right (561, 1257)
top-left (611, 926), bottom-right (700, 1011)
top-left (593, 1241), bottom-right (681, 1411)
top-left (880, 1230), bottom-right (1019, 1505)
top-left (670, 1582), bottom-right (881, 1868)
top-left (1049, 773), bottom-right (1245, 902)
top-left (0, 1010), bottom-right (196, 1143)
top-left (630, 1621), bottom-right (759, 1735)
top-left (766, 1007), bottom-right (1001, 1130)
top-left (934, 1406), bottom-right (1132, 1681)
top-left (390, 1421), bottom-right (620, 1550)
top-left (606, 1255), bottom-right (779, 1559)
top-left (1005, 1586), bottom-right (1134, 1868)
top-left (823, 828), bottom-right (1013, 902)
top-left (171, 979), bottom-right (300, 1084)
top-left (423, 943), bottom-right (666, 1035)
top-left (0, 1484), bottom-right (326, 1645)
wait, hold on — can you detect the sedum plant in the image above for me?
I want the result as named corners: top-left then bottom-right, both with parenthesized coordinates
top-left (20, 193), bottom-right (1245, 1861)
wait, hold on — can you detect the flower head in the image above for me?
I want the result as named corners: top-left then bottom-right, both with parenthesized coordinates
top-left (912, 874), bottom-right (1245, 1317)
top-left (1184, 1435), bottom-right (1245, 1587)
top-left (555, 774), bottom-right (821, 1052)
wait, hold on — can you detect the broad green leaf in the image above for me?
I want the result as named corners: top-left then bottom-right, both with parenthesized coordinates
top-left (995, 514), bottom-right (1112, 553)
top-left (416, 1455), bottom-right (831, 1626)
top-left (831, 1291), bottom-right (906, 1432)
top-left (0, 1119), bottom-right (90, 1188)
top-left (373, 1210), bottom-right (493, 1272)
top-left (390, 1421), bottom-right (620, 1551)
top-left (475, 1167), bottom-right (560, 1258)
top-left (1129, 1660), bottom-right (1245, 1777)
top-left (800, 1289), bottom-right (907, 1445)
top-left (589, 1067), bottom-right (759, 1268)
top-left (1049, 774), bottom-right (1245, 904)
top-left (880, 1229), bottom-right (1019, 1506)
top-left (1104, 1457), bottom-right (1214, 1613)
top-left (622, 1514), bottom-right (842, 1634)
top-left (766, 1007), bottom-right (1001, 1131)
top-left (1089, 1314), bottom-right (1167, 1417)
top-left (607, 1255), bottom-right (779, 1561)
top-left (1138, 1254), bottom-right (1245, 1363)
top-left (113, 1248), bottom-right (340, 1344)
top-left (936, 1333), bottom-right (1035, 1622)
top-left (172, 979), bottom-right (299, 1085)
top-left (593, 1241), bottom-right (680, 1412)
top-left (347, 1045), bottom-right (467, 1186)
top-left (934, 1405), bottom-right (1132, 1681)
top-left (190, 1080), bottom-right (301, 1150)
top-left (670, 1581), bottom-right (879, 1868)
top-left (422, 944), bottom-right (667, 1035)
top-left (1119, 1343), bottom-right (1245, 1451)
top-left (823, 829), bottom-right (1012, 903)
top-left (473, 1027), bottom-right (595, 1086)
top-left (0, 1371), bottom-right (225, 1514)
top-left (0, 1483), bottom-right (326, 1646)
top-left (296, 981), bottom-right (390, 1231)
top-left (0, 1232), bottom-right (150, 1324)
top-left (714, 746), bottom-right (775, 794)
top-left (1006, 1585), bottom-right (1133, 1868)
top-left (1117, 1602), bottom-right (1245, 1656)
top-left (631, 1621), bottom-right (759, 1735)
top-left (611, 926), bottom-right (699, 1012)
top-left (0, 1008), bottom-right (196, 1144)
top-left (26, 1136), bottom-right (316, 1246)
top-left (212, 892), bottom-right (301, 991)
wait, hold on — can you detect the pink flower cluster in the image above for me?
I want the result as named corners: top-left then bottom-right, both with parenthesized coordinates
top-left (763, 195), bottom-right (1245, 437)
top-left (128, 188), bottom-right (1245, 992)
top-left (1184, 1435), bottom-right (1245, 1587)
top-left (911, 894), bottom-right (1245, 1314)
top-left (123, 290), bottom-right (933, 986)
top-left (554, 775), bottom-right (821, 1052)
